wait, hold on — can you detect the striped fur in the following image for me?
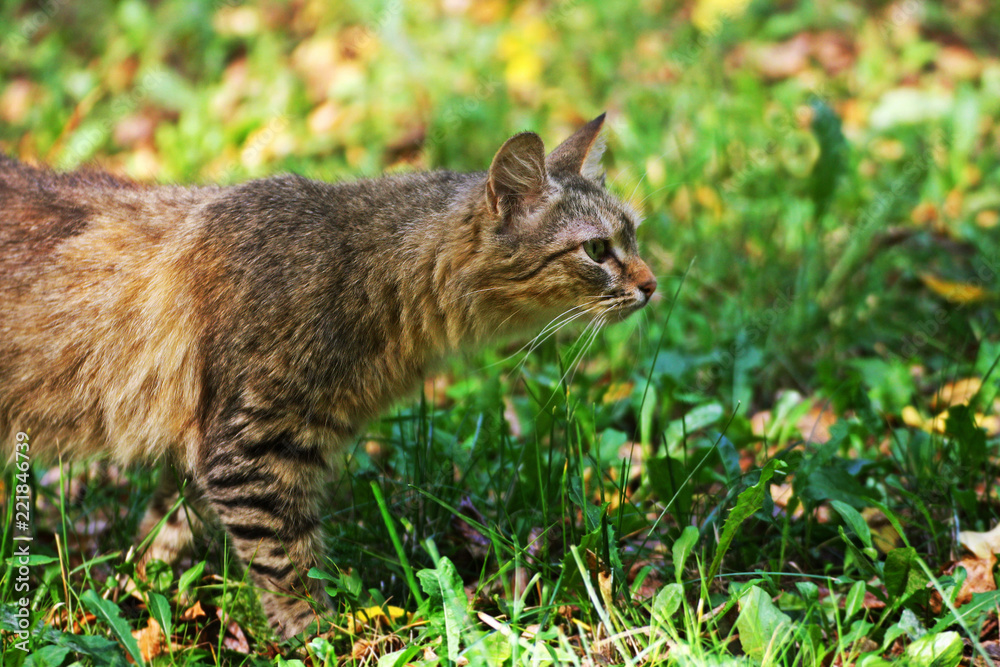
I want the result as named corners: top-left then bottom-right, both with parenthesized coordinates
top-left (0, 115), bottom-right (656, 638)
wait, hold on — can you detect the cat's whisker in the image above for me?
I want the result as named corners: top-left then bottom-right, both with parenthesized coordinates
top-left (561, 313), bottom-right (606, 389)
top-left (488, 302), bottom-right (595, 372)
top-left (507, 303), bottom-right (603, 377)
top-left (516, 295), bottom-right (610, 353)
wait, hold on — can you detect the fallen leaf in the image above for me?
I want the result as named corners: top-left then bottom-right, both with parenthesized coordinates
top-left (959, 523), bottom-right (1000, 560)
top-left (931, 378), bottom-right (982, 410)
top-left (976, 210), bottom-right (999, 228)
top-left (691, 0), bottom-right (752, 32)
top-left (797, 401), bottom-right (837, 444)
top-left (753, 34), bottom-right (812, 80)
top-left (132, 617), bottom-right (166, 662)
top-left (216, 607), bottom-right (250, 654)
top-left (180, 600), bottom-right (208, 622)
top-left (920, 273), bottom-right (989, 304)
top-left (862, 507), bottom-right (901, 553)
top-left (940, 553), bottom-right (997, 607)
top-left (902, 405), bottom-right (998, 436)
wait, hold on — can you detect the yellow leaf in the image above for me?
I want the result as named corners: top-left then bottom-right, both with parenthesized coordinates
top-left (920, 273), bottom-right (989, 304)
top-left (959, 523), bottom-right (1000, 559)
top-left (691, 0), bottom-right (752, 32)
top-left (603, 382), bottom-right (634, 404)
top-left (931, 378), bottom-right (982, 409)
top-left (498, 19), bottom-right (551, 94)
top-left (346, 604), bottom-right (409, 633)
top-left (902, 405), bottom-right (997, 436)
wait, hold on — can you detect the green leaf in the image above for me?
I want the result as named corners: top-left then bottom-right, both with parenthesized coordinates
top-left (672, 525), bottom-right (699, 583)
top-left (42, 626), bottom-right (130, 667)
top-left (904, 631), bottom-right (963, 667)
top-left (931, 589), bottom-right (1000, 634)
top-left (376, 645), bottom-right (423, 667)
top-left (4, 554), bottom-right (59, 567)
top-left (24, 645), bottom-right (71, 667)
top-left (832, 500), bottom-right (873, 550)
top-left (808, 96), bottom-right (848, 221)
top-left (146, 592), bottom-right (172, 645)
top-left (736, 585), bottom-right (792, 661)
top-left (177, 560), bottom-right (205, 596)
top-left (664, 402), bottom-right (724, 447)
top-left (647, 455), bottom-right (693, 519)
top-left (884, 547), bottom-right (916, 600)
top-left (417, 557), bottom-right (470, 663)
top-left (708, 459), bottom-right (786, 581)
top-left (838, 526), bottom-right (880, 579)
top-left (844, 580), bottom-right (866, 621)
top-left (79, 590), bottom-right (144, 666)
top-left (945, 404), bottom-right (988, 470)
top-left (652, 583), bottom-right (684, 622)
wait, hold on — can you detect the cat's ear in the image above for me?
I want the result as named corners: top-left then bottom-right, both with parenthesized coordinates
top-left (546, 112), bottom-right (607, 182)
top-left (486, 131), bottom-right (547, 224)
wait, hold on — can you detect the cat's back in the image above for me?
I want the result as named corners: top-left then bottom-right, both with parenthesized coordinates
top-left (0, 156), bottom-right (214, 464)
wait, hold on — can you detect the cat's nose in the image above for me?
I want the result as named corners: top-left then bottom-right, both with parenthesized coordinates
top-left (633, 261), bottom-right (656, 300)
top-left (638, 276), bottom-right (657, 299)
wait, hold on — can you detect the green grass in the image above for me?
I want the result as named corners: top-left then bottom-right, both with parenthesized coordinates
top-left (2, 0), bottom-right (1000, 664)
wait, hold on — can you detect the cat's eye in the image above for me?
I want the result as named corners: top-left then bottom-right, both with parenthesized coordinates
top-left (583, 238), bottom-right (610, 263)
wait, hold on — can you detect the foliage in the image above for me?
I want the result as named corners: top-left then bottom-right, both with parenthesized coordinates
top-left (2, 0), bottom-right (1000, 664)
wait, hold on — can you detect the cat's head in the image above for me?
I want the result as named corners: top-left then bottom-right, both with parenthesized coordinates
top-left (475, 113), bottom-right (656, 335)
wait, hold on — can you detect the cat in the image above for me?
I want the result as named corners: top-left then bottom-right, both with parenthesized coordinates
top-left (0, 113), bottom-right (656, 639)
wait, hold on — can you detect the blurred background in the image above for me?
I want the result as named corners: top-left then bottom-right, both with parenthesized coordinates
top-left (2, 0), bottom-right (1000, 652)
top-left (2, 0), bottom-right (997, 416)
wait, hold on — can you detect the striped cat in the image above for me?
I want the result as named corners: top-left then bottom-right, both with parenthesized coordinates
top-left (0, 114), bottom-right (656, 638)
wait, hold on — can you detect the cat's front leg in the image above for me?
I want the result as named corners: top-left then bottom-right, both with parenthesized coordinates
top-left (197, 428), bottom-right (334, 639)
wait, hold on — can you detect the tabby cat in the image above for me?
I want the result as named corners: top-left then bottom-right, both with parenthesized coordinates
top-left (0, 114), bottom-right (656, 638)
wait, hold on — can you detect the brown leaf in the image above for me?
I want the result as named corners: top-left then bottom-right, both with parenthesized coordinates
top-left (132, 617), bottom-right (166, 662)
top-left (797, 400), bottom-right (838, 444)
top-left (180, 600), bottom-right (208, 622)
top-left (943, 553), bottom-right (997, 607)
top-left (754, 34), bottom-right (812, 80)
top-left (216, 607), bottom-right (250, 654)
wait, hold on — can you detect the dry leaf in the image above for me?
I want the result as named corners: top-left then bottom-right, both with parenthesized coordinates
top-left (797, 401), bottom-right (837, 444)
top-left (959, 523), bottom-right (1000, 560)
top-left (180, 600), bottom-right (208, 622)
top-left (217, 607), bottom-right (250, 653)
top-left (862, 507), bottom-right (901, 553)
top-left (941, 553), bottom-right (997, 607)
top-left (902, 405), bottom-right (998, 436)
top-left (132, 617), bottom-right (166, 662)
top-left (920, 273), bottom-right (989, 304)
top-left (931, 378), bottom-right (982, 410)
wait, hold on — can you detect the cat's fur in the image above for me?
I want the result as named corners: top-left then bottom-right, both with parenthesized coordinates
top-left (0, 114), bottom-right (655, 638)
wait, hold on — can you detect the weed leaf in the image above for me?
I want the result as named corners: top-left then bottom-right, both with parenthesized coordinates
top-left (708, 458), bottom-right (786, 581)
top-left (80, 590), bottom-right (144, 666)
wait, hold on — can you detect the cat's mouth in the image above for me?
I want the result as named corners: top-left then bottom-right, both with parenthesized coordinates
top-left (594, 292), bottom-right (649, 321)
